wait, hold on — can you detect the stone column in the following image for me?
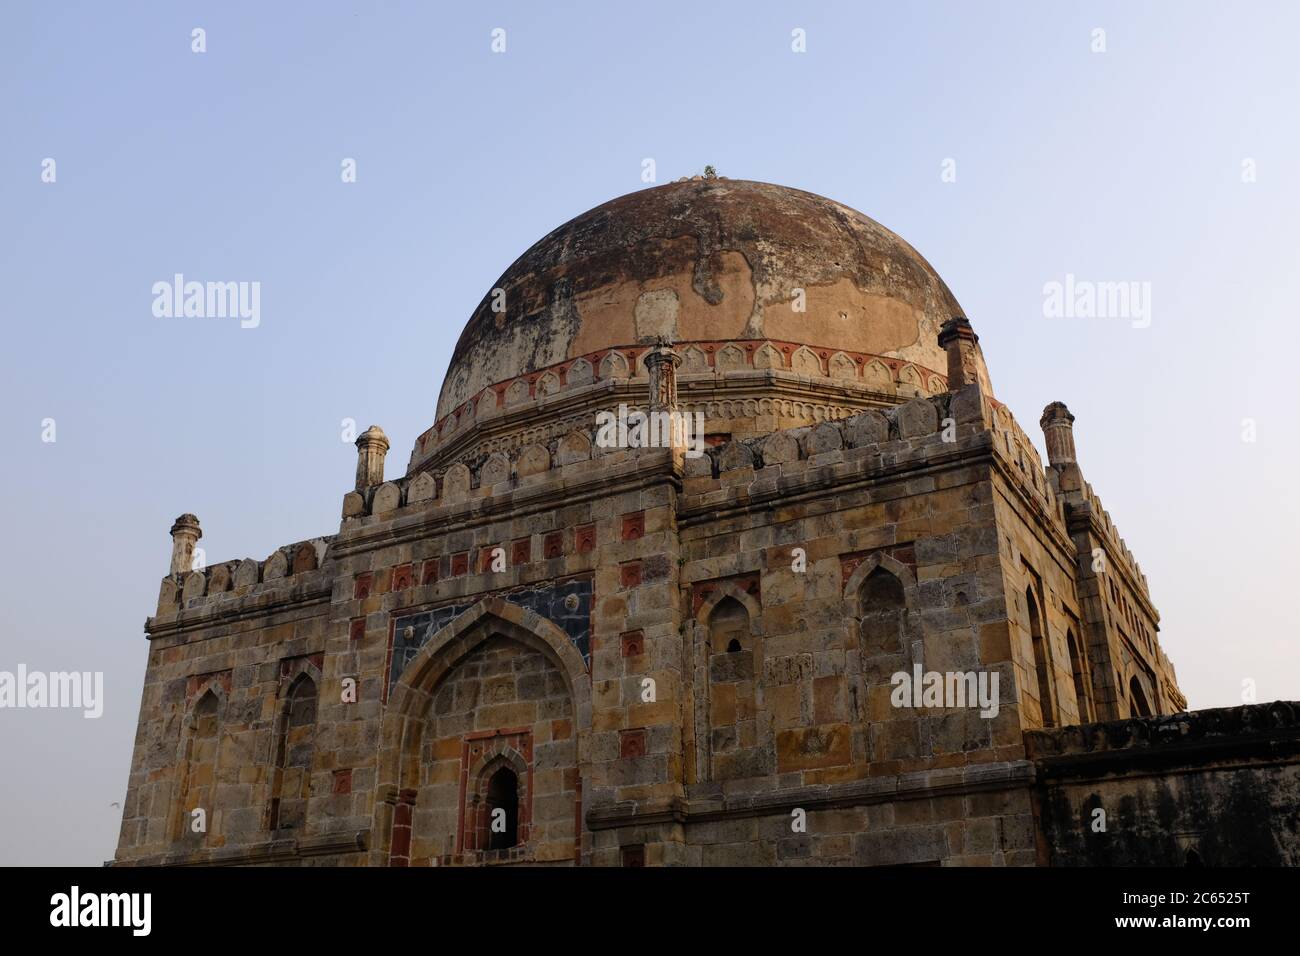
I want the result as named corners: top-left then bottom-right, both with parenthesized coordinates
top-left (938, 316), bottom-right (994, 397)
top-left (355, 425), bottom-right (390, 490)
top-left (643, 343), bottom-right (682, 411)
top-left (1040, 402), bottom-right (1077, 466)
top-left (643, 343), bottom-right (691, 458)
top-left (169, 514), bottom-right (202, 576)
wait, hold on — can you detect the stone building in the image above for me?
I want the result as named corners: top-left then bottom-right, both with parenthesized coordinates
top-left (114, 177), bottom-right (1299, 866)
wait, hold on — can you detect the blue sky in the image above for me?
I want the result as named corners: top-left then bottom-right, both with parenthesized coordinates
top-left (2, 0), bottom-right (1297, 864)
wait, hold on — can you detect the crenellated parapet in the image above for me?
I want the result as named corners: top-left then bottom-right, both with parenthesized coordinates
top-left (1032, 404), bottom-right (1152, 600)
top-left (153, 532), bottom-right (334, 621)
top-left (1072, 480), bottom-right (1151, 598)
top-left (988, 403), bottom-right (1070, 530)
top-left (679, 385), bottom-right (990, 504)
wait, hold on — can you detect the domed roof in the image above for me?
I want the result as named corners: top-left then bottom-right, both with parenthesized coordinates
top-left (435, 177), bottom-right (963, 419)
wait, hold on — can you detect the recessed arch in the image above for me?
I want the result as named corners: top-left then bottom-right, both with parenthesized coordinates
top-left (699, 586), bottom-right (762, 784)
top-left (170, 685), bottom-right (226, 844)
top-left (1066, 628), bottom-right (1092, 724)
top-left (695, 581), bottom-right (762, 630)
top-left (842, 552), bottom-right (917, 618)
top-left (707, 595), bottom-right (751, 655)
top-left (1026, 585), bottom-right (1057, 728)
top-left (855, 565), bottom-right (910, 659)
top-left (371, 598), bottom-right (590, 865)
top-left (266, 670), bottom-right (320, 831)
top-left (1129, 675), bottom-right (1153, 717)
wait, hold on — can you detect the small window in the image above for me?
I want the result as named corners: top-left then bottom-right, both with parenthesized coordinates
top-left (708, 596), bottom-right (750, 655)
top-left (486, 766), bottom-right (519, 850)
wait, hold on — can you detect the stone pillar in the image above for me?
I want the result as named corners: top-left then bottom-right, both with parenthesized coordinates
top-left (938, 316), bottom-right (993, 397)
top-left (1040, 402), bottom-right (1078, 466)
top-left (643, 344), bottom-right (692, 459)
top-left (355, 425), bottom-right (390, 490)
top-left (643, 343), bottom-right (682, 411)
top-left (169, 514), bottom-right (202, 576)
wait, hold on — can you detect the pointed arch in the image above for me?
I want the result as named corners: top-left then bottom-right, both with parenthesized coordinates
top-left (694, 581), bottom-right (763, 631)
top-left (709, 596), bottom-right (751, 654)
top-left (266, 668), bottom-right (320, 831)
top-left (536, 370), bottom-right (561, 398)
top-left (1129, 675), bottom-right (1153, 717)
top-left (566, 357), bottom-right (594, 386)
top-left (464, 745), bottom-right (530, 853)
top-left (855, 566), bottom-right (910, 660)
top-left (371, 598), bottom-right (590, 865)
top-left (863, 359), bottom-right (894, 392)
top-left (1026, 585), bottom-right (1057, 728)
top-left (1066, 628), bottom-right (1092, 724)
top-left (695, 583), bottom-right (764, 783)
top-left (843, 554), bottom-right (921, 748)
top-left (170, 684), bottom-right (226, 843)
top-left (842, 552), bottom-right (916, 613)
top-left (791, 345), bottom-right (822, 375)
top-left (753, 342), bottom-right (783, 369)
top-left (598, 350), bottom-right (630, 379)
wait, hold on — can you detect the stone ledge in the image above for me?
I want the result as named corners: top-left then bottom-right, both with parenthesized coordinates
top-left (586, 760), bottom-right (1034, 830)
top-left (108, 829), bottom-right (370, 867)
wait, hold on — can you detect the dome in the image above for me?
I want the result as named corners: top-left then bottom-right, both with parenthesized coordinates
top-left (435, 178), bottom-right (963, 421)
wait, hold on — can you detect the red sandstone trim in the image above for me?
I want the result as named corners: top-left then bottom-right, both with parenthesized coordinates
top-left (417, 338), bottom-right (949, 454)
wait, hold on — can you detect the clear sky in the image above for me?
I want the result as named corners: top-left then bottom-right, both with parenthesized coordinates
top-left (2, 1), bottom-right (1297, 865)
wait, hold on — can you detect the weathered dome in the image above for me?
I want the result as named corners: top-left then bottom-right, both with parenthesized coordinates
top-left (435, 178), bottom-right (963, 420)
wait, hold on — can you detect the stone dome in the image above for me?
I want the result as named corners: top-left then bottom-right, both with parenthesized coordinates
top-left (434, 178), bottom-right (963, 420)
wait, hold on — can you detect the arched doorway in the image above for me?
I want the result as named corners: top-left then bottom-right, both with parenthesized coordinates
top-left (374, 599), bottom-right (592, 866)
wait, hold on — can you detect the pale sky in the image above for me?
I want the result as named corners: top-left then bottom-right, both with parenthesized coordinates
top-left (2, 0), bottom-right (1297, 865)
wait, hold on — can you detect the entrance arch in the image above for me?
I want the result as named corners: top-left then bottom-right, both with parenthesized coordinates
top-left (371, 598), bottom-right (591, 866)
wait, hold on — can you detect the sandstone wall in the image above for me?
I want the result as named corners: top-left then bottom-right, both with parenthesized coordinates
top-left (1027, 704), bottom-right (1300, 866)
top-left (118, 378), bottom-right (1194, 867)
